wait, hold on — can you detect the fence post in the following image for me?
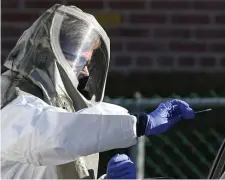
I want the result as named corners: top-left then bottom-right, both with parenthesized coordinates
top-left (130, 92), bottom-right (146, 179)
top-left (137, 136), bottom-right (146, 179)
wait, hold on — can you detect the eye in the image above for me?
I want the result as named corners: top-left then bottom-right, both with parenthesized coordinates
top-left (63, 51), bottom-right (78, 61)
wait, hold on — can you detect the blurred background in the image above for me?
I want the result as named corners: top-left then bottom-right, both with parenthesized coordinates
top-left (1, 0), bottom-right (225, 179)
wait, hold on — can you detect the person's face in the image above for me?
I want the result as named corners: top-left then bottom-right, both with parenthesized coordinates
top-left (64, 50), bottom-right (93, 78)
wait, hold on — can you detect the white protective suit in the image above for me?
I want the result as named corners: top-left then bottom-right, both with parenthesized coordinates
top-left (1, 95), bottom-right (137, 179)
top-left (1, 4), bottom-right (138, 179)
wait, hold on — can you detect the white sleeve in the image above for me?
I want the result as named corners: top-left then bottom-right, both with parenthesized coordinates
top-left (1, 95), bottom-right (137, 166)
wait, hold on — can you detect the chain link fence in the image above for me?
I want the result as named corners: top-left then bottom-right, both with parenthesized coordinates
top-left (105, 93), bottom-right (225, 179)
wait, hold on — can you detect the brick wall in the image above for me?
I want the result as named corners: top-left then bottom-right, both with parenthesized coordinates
top-left (2, 0), bottom-right (225, 97)
top-left (2, 0), bottom-right (225, 72)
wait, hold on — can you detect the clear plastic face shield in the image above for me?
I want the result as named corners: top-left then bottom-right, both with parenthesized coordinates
top-left (51, 6), bottom-right (109, 102)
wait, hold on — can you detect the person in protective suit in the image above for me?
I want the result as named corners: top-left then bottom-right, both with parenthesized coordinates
top-left (1, 4), bottom-right (195, 179)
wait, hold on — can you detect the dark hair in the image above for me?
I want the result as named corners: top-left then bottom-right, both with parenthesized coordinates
top-left (59, 17), bottom-right (101, 54)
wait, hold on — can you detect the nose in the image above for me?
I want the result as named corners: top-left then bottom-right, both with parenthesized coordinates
top-left (77, 66), bottom-right (89, 79)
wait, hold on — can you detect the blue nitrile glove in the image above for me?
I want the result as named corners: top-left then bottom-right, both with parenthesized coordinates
top-left (104, 154), bottom-right (136, 179)
top-left (135, 99), bottom-right (195, 136)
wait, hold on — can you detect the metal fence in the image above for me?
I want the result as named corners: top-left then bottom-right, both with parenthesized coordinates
top-left (106, 94), bottom-right (225, 179)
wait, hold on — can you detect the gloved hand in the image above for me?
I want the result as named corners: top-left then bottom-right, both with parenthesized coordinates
top-left (104, 154), bottom-right (136, 179)
top-left (136, 99), bottom-right (195, 136)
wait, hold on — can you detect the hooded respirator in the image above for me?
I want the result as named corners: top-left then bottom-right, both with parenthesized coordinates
top-left (54, 6), bottom-right (110, 102)
top-left (4, 5), bottom-right (110, 110)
